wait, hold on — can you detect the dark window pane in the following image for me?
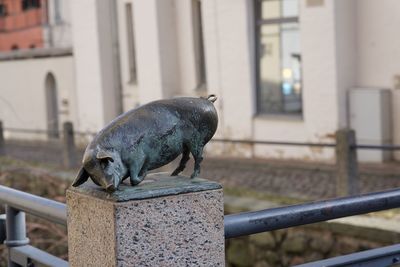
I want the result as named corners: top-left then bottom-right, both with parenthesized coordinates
top-left (0, 4), bottom-right (6, 17)
top-left (257, 0), bottom-right (302, 115)
top-left (259, 24), bottom-right (282, 113)
top-left (22, 0), bottom-right (41, 10)
top-left (192, 0), bottom-right (206, 89)
top-left (22, 0), bottom-right (28, 10)
top-left (125, 3), bottom-right (137, 84)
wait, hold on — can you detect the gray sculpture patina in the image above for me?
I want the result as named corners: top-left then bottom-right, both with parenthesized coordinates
top-left (71, 95), bottom-right (218, 192)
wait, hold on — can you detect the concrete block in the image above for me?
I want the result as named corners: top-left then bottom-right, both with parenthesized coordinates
top-left (67, 173), bottom-right (224, 266)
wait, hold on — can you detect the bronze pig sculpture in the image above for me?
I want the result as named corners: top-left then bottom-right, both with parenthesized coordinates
top-left (71, 95), bottom-right (218, 192)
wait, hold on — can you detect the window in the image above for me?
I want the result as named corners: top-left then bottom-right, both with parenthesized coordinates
top-left (255, 0), bottom-right (302, 115)
top-left (54, 0), bottom-right (62, 24)
top-left (192, 0), bottom-right (206, 90)
top-left (22, 0), bottom-right (41, 11)
top-left (125, 3), bottom-right (137, 84)
top-left (0, 3), bottom-right (7, 17)
top-left (11, 44), bottom-right (19, 50)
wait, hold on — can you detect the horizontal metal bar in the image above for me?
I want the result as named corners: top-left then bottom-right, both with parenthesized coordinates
top-left (0, 185), bottom-right (66, 225)
top-left (224, 187), bottom-right (400, 238)
top-left (211, 138), bottom-right (336, 148)
top-left (295, 243), bottom-right (400, 267)
top-left (4, 128), bottom-right (58, 135)
top-left (5, 127), bottom-right (97, 137)
top-left (353, 144), bottom-right (400, 150)
top-left (74, 130), bottom-right (97, 136)
top-left (10, 245), bottom-right (68, 267)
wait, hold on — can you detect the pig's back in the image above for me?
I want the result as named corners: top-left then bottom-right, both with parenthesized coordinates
top-left (92, 97), bottom-right (217, 149)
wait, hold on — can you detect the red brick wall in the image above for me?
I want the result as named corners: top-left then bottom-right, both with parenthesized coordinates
top-left (0, 0), bottom-right (48, 51)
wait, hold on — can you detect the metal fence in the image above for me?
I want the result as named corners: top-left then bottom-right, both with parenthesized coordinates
top-left (0, 185), bottom-right (67, 267)
top-left (213, 129), bottom-right (400, 197)
top-left (1, 184), bottom-right (400, 266)
top-left (2, 122), bottom-right (400, 265)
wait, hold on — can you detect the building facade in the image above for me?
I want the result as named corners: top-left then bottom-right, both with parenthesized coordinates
top-left (0, 0), bottom-right (47, 51)
top-left (1, 0), bottom-right (400, 162)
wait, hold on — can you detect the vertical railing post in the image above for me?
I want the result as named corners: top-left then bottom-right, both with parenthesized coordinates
top-left (0, 214), bottom-right (6, 244)
top-left (0, 121), bottom-right (5, 156)
top-left (4, 206), bottom-right (30, 267)
top-left (336, 128), bottom-right (359, 196)
top-left (62, 121), bottom-right (76, 168)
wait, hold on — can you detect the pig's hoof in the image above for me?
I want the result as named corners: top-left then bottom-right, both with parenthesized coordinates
top-left (171, 170), bottom-right (179, 176)
top-left (130, 177), bottom-right (142, 186)
top-left (106, 184), bottom-right (116, 193)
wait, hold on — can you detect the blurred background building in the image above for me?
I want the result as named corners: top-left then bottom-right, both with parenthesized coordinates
top-left (0, 0), bottom-right (399, 162)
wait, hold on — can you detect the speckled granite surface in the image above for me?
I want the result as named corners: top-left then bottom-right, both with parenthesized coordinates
top-left (67, 192), bottom-right (116, 266)
top-left (67, 174), bottom-right (224, 267)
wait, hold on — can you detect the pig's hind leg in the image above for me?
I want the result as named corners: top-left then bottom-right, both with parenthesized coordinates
top-left (190, 144), bottom-right (204, 179)
top-left (171, 145), bottom-right (190, 176)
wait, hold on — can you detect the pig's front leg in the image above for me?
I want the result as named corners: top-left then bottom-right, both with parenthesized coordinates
top-left (128, 156), bottom-right (146, 186)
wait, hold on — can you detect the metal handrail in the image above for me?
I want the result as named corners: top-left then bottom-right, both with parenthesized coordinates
top-left (352, 144), bottom-right (400, 150)
top-left (224, 187), bottom-right (400, 239)
top-left (0, 185), bottom-right (67, 225)
top-left (295, 243), bottom-right (400, 267)
top-left (4, 128), bottom-right (59, 135)
top-left (4, 127), bottom-right (97, 137)
top-left (0, 184), bottom-right (400, 266)
top-left (212, 137), bottom-right (400, 150)
top-left (211, 138), bottom-right (336, 148)
top-left (4, 125), bottom-right (400, 150)
top-left (10, 245), bottom-right (68, 267)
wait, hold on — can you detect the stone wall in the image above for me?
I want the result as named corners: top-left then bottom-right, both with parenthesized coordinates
top-left (224, 189), bottom-right (400, 267)
top-left (226, 226), bottom-right (386, 267)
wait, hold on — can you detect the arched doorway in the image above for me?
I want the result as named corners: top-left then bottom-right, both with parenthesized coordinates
top-left (45, 73), bottom-right (59, 139)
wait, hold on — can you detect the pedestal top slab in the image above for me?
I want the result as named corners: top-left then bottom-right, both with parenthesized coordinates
top-left (68, 172), bottom-right (222, 202)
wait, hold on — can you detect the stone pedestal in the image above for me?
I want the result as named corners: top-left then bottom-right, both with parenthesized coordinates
top-left (67, 173), bottom-right (224, 267)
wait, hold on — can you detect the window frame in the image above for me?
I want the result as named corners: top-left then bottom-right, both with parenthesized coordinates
top-left (125, 2), bottom-right (137, 85)
top-left (255, 0), bottom-right (303, 116)
top-left (192, 0), bottom-right (207, 91)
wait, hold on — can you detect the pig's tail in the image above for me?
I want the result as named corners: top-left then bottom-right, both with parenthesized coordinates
top-left (206, 94), bottom-right (217, 103)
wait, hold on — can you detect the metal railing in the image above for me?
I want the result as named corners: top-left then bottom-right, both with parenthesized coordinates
top-left (225, 187), bottom-right (400, 266)
top-left (212, 136), bottom-right (400, 150)
top-left (212, 138), bottom-right (336, 148)
top-left (1, 184), bottom-right (400, 266)
top-left (2, 123), bottom-right (400, 265)
top-left (212, 129), bottom-right (400, 198)
top-left (224, 187), bottom-right (400, 239)
top-left (0, 121), bottom-right (94, 169)
top-left (0, 185), bottom-right (67, 267)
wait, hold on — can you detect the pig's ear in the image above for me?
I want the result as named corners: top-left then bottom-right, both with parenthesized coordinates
top-left (72, 167), bottom-right (89, 187)
top-left (96, 150), bottom-right (114, 162)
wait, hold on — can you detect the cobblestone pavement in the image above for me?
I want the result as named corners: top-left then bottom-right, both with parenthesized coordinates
top-left (4, 140), bottom-right (400, 201)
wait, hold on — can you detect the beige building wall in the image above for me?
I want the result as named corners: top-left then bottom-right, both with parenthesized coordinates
top-left (355, 0), bottom-right (400, 160)
top-left (1, 0), bottom-right (399, 162)
top-left (97, 0), bottom-right (400, 161)
top-left (201, 0), bottom-right (343, 160)
top-left (0, 55), bottom-right (75, 140)
top-left (70, 0), bottom-right (122, 132)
